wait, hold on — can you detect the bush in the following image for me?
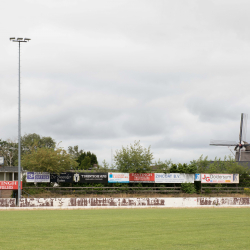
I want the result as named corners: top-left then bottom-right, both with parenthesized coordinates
top-left (181, 183), bottom-right (196, 194)
top-left (244, 188), bottom-right (250, 195)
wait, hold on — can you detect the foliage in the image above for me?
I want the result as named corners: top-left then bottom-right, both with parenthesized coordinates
top-left (98, 160), bottom-right (110, 171)
top-left (154, 159), bottom-right (172, 173)
top-left (191, 155), bottom-right (250, 174)
top-left (169, 163), bottom-right (178, 173)
top-left (244, 188), bottom-right (250, 194)
top-left (114, 140), bottom-right (154, 173)
top-left (76, 151), bottom-right (98, 169)
top-left (21, 147), bottom-right (78, 173)
top-left (186, 162), bottom-right (197, 174)
top-left (68, 145), bottom-right (84, 159)
top-left (192, 155), bottom-right (210, 173)
top-left (177, 163), bottom-right (188, 173)
top-left (0, 139), bottom-right (18, 166)
top-left (0, 134), bottom-right (57, 167)
top-left (21, 133), bottom-right (56, 153)
top-left (169, 163), bottom-right (177, 173)
top-left (169, 163), bottom-right (195, 173)
top-left (80, 156), bottom-right (92, 170)
top-left (181, 183), bottom-right (196, 194)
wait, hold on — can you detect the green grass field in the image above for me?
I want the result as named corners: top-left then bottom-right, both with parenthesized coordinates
top-left (1, 208), bottom-right (250, 250)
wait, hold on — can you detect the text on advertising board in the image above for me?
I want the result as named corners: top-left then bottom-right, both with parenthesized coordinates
top-left (26, 172), bottom-right (50, 183)
top-left (201, 174), bottom-right (239, 184)
top-left (50, 173), bottom-right (74, 183)
top-left (129, 173), bottom-right (154, 183)
top-left (108, 172), bottom-right (129, 183)
top-left (155, 173), bottom-right (194, 183)
top-left (79, 173), bottom-right (108, 183)
top-left (0, 181), bottom-right (22, 190)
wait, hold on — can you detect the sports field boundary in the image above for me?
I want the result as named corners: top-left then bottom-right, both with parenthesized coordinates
top-left (1, 197), bottom-right (250, 209)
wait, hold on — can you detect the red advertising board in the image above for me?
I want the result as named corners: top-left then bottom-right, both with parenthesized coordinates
top-left (129, 173), bottom-right (155, 183)
top-left (0, 181), bottom-right (22, 190)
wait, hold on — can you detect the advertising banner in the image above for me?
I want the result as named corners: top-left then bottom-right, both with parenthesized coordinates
top-left (201, 174), bottom-right (239, 184)
top-left (155, 173), bottom-right (194, 183)
top-left (129, 173), bottom-right (155, 183)
top-left (50, 173), bottom-right (74, 183)
top-left (26, 172), bottom-right (50, 183)
top-left (195, 174), bottom-right (201, 181)
top-left (108, 172), bottom-right (129, 183)
top-left (79, 173), bottom-right (108, 184)
top-left (0, 181), bottom-right (22, 190)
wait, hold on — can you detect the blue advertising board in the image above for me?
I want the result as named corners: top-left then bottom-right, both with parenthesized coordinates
top-left (108, 172), bottom-right (129, 183)
top-left (26, 172), bottom-right (50, 183)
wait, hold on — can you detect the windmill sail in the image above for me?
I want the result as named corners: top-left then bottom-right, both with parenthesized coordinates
top-left (209, 140), bottom-right (238, 146)
top-left (209, 113), bottom-right (248, 162)
top-left (241, 113), bottom-right (248, 142)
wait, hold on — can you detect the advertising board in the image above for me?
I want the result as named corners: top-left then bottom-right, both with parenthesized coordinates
top-left (155, 173), bottom-right (194, 183)
top-left (195, 174), bottom-right (201, 181)
top-left (50, 173), bottom-right (74, 183)
top-left (0, 181), bottom-right (22, 190)
top-left (129, 173), bottom-right (155, 183)
top-left (26, 172), bottom-right (50, 183)
top-left (79, 173), bottom-right (108, 184)
top-left (108, 172), bottom-right (129, 183)
top-left (201, 174), bottom-right (239, 184)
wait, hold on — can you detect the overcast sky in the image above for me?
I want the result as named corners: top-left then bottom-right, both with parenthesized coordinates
top-left (1, 0), bottom-right (250, 166)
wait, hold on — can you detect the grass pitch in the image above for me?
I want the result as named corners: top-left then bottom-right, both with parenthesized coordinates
top-left (1, 208), bottom-right (250, 250)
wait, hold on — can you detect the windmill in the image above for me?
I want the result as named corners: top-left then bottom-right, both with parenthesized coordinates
top-left (210, 113), bottom-right (249, 161)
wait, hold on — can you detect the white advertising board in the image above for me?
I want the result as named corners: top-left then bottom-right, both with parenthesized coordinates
top-left (201, 174), bottom-right (239, 184)
top-left (108, 172), bottom-right (129, 183)
top-left (155, 173), bottom-right (194, 183)
top-left (26, 172), bottom-right (50, 183)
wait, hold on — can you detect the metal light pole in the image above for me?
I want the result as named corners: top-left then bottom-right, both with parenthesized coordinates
top-left (10, 37), bottom-right (31, 206)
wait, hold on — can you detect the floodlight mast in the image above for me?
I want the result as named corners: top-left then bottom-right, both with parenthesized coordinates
top-left (10, 37), bottom-right (31, 206)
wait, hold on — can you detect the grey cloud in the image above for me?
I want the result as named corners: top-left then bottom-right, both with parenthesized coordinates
top-left (2, 1), bottom-right (250, 165)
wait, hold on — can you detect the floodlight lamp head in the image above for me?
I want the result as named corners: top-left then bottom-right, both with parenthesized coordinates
top-left (10, 37), bottom-right (15, 40)
top-left (17, 38), bottom-right (23, 40)
top-left (24, 38), bottom-right (31, 41)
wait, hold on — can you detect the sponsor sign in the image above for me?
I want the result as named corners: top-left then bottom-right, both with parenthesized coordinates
top-left (0, 181), bottom-right (22, 190)
top-left (155, 173), bottom-right (194, 183)
top-left (195, 174), bottom-right (201, 181)
top-left (108, 172), bottom-right (129, 183)
top-left (50, 172), bottom-right (74, 183)
top-left (201, 174), bottom-right (239, 184)
top-left (79, 173), bottom-right (108, 183)
top-left (26, 172), bottom-right (50, 183)
top-left (129, 173), bottom-right (155, 183)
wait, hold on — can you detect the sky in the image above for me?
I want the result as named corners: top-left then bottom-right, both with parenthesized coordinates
top-left (1, 0), bottom-right (250, 166)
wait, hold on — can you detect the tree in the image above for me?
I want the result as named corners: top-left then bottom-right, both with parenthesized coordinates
top-left (154, 159), bottom-right (172, 173)
top-left (68, 145), bottom-right (84, 158)
top-left (21, 133), bottom-right (56, 153)
top-left (169, 163), bottom-right (178, 173)
top-left (0, 139), bottom-right (18, 166)
top-left (207, 156), bottom-right (249, 174)
top-left (193, 155), bottom-right (210, 173)
top-left (80, 156), bottom-right (92, 170)
top-left (114, 140), bottom-right (153, 173)
top-left (76, 151), bottom-right (98, 169)
top-left (21, 147), bottom-right (78, 173)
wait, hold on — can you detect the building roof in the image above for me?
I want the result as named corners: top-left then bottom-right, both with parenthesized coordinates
top-left (0, 166), bottom-right (18, 172)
